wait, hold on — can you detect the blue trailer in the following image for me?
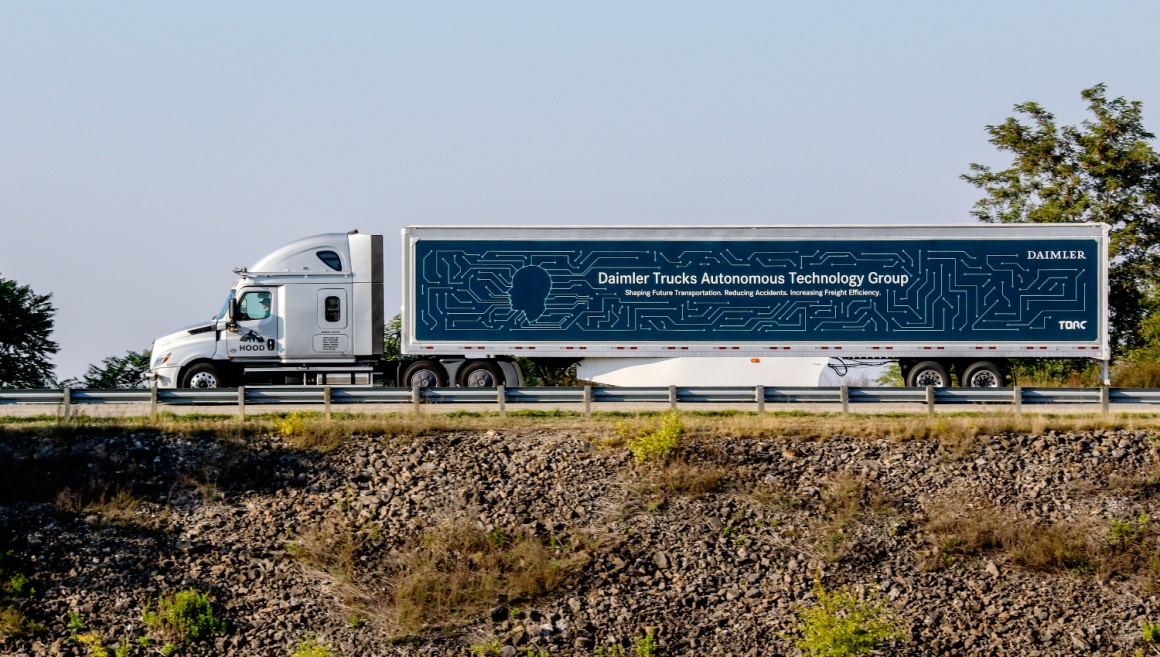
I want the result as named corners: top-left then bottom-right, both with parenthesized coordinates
top-left (401, 224), bottom-right (1108, 388)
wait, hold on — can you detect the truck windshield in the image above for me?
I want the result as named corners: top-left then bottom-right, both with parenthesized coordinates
top-left (217, 290), bottom-right (235, 319)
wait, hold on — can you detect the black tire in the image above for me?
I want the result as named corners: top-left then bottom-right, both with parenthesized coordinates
top-left (907, 361), bottom-right (949, 388)
top-left (180, 362), bottom-right (224, 389)
top-left (963, 361), bottom-right (1004, 388)
top-left (459, 360), bottom-right (504, 387)
top-left (402, 360), bottom-right (448, 387)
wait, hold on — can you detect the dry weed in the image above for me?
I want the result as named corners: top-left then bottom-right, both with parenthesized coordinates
top-left (286, 518), bottom-right (382, 588)
top-left (815, 472), bottom-right (892, 562)
top-left (647, 459), bottom-right (727, 497)
top-left (383, 519), bottom-right (590, 635)
top-left (632, 458), bottom-right (728, 514)
top-left (923, 502), bottom-right (1160, 586)
top-left (55, 487), bottom-right (143, 525)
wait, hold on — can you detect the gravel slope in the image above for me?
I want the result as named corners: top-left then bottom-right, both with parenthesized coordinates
top-left (1, 423), bottom-right (1159, 656)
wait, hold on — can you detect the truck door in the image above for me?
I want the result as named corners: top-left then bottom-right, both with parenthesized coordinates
top-left (314, 288), bottom-right (352, 355)
top-left (225, 288), bottom-right (280, 360)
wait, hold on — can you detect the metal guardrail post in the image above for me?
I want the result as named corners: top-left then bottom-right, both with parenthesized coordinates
top-left (925, 385), bottom-right (934, 417)
top-left (1101, 385), bottom-right (1110, 416)
top-left (755, 385), bottom-right (764, 414)
top-left (497, 385), bottom-right (506, 418)
top-left (668, 385), bottom-right (677, 410)
top-left (150, 382), bottom-right (159, 422)
top-left (1013, 385), bottom-right (1022, 417)
top-left (583, 385), bottom-right (592, 418)
top-left (237, 386), bottom-right (246, 421)
top-left (840, 386), bottom-right (849, 416)
top-left (412, 384), bottom-right (421, 415)
top-left (324, 385), bottom-right (332, 421)
top-left (61, 386), bottom-right (71, 420)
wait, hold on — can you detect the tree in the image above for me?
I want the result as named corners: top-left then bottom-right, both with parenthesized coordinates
top-left (0, 274), bottom-right (58, 388)
top-left (79, 349), bottom-right (152, 389)
top-left (962, 84), bottom-right (1160, 356)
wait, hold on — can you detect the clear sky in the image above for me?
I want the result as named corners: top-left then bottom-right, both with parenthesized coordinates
top-left (2, 2), bottom-right (1160, 381)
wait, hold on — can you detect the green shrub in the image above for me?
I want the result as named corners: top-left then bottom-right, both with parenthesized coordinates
top-left (1145, 619), bottom-right (1160, 644)
top-left (73, 633), bottom-right (110, 657)
top-left (142, 588), bottom-right (225, 645)
top-left (624, 412), bottom-right (683, 464)
top-left (1110, 514), bottom-right (1150, 548)
top-left (278, 411), bottom-right (323, 437)
top-left (1008, 358), bottom-right (1100, 387)
top-left (1113, 361), bottom-right (1160, 388)
top-left (635, 629), bottom-right (658, 656)
top-left (291, 634), bottom-right (334, 657)
top-left (792, 581), bottom-right (902, 657)
top-left (0, 606), bottom-right (44, 637)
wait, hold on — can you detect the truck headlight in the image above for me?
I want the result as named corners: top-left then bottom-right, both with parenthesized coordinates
top-left (154, 353), bottom-right (172, 368)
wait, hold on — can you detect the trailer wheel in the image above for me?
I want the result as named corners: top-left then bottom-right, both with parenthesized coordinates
top-left (459, 360), bottom-right (504, 387)
top-left (180, 362), bottom-right (224, 389)
top-left (402, 360), bottom-right (447, 387)
top-left (907, 361), bottom-right (949, 387)
top-left (963, 361), bottom-right (1004, 388)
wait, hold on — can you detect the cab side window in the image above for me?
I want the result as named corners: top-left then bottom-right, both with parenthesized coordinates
top-left (238, 291), bottom-right (271, 321)
top-left (317, 251), bottom-right (343, 271)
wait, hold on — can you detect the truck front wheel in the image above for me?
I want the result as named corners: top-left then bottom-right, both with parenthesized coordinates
top-left (907, 361), bottom-right (949, 388)
top-left (402, 360), bottom-right (448, 387)
top-left (180, 362), bottom-right (224, 389)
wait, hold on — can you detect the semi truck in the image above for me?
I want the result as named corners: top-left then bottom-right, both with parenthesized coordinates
top-left (148, 223), bottom-right (1110, 389)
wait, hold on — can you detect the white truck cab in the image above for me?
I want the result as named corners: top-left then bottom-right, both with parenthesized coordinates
top-left (150, 231), bottom-right (383, 388)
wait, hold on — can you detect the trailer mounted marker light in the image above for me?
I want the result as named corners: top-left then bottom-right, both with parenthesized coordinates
top-left (751, 358), bottom-right (760, 363)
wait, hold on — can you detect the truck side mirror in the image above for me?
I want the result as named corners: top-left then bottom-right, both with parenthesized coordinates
top-left (227, 298), bottom-right (240, 332)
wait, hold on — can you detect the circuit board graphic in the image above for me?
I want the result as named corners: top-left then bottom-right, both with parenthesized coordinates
top-left (412, 238), bottom-right (1100, 343)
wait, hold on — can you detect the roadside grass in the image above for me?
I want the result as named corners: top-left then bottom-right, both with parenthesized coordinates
top-left (6, 410), bottom-right (1160, 445)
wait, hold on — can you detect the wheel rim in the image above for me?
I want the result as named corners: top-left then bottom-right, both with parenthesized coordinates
top-left (968, 370), bottom-right (1000, 388)
top-left (409, 369), bottom-right (439, 387)
top-left (465, 369), bottom-right (497, 387)
top-left (189, 371), bottom-right (219, 388)
top-left (913, 370), bottom-right (945, 387)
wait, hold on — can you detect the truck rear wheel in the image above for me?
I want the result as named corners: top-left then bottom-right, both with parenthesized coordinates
top-left (907, 361), bottom-right (949, 387)
top-left (180, 362), bottom-right (224, 389)
top-left (402, 360), bottom-right (447, 387)
top-left (459, 360), bottom-right (504, 387)
top-left (963, 361), bottom-right (1004, 388)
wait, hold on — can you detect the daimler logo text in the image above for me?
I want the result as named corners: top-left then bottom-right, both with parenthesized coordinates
top-left (1027, 250), bottom-right (1086, 260)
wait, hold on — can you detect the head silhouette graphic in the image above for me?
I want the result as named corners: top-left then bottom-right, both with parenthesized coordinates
top-left (509, 266), bottom-right (552, 322)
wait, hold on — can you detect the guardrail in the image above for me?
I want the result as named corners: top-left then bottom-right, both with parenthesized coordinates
top-left (1, 385), bottom-right (1157, 419)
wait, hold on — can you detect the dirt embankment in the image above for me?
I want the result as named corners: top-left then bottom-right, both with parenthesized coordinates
top-left (2, 416), bottom-right (1160, 656)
